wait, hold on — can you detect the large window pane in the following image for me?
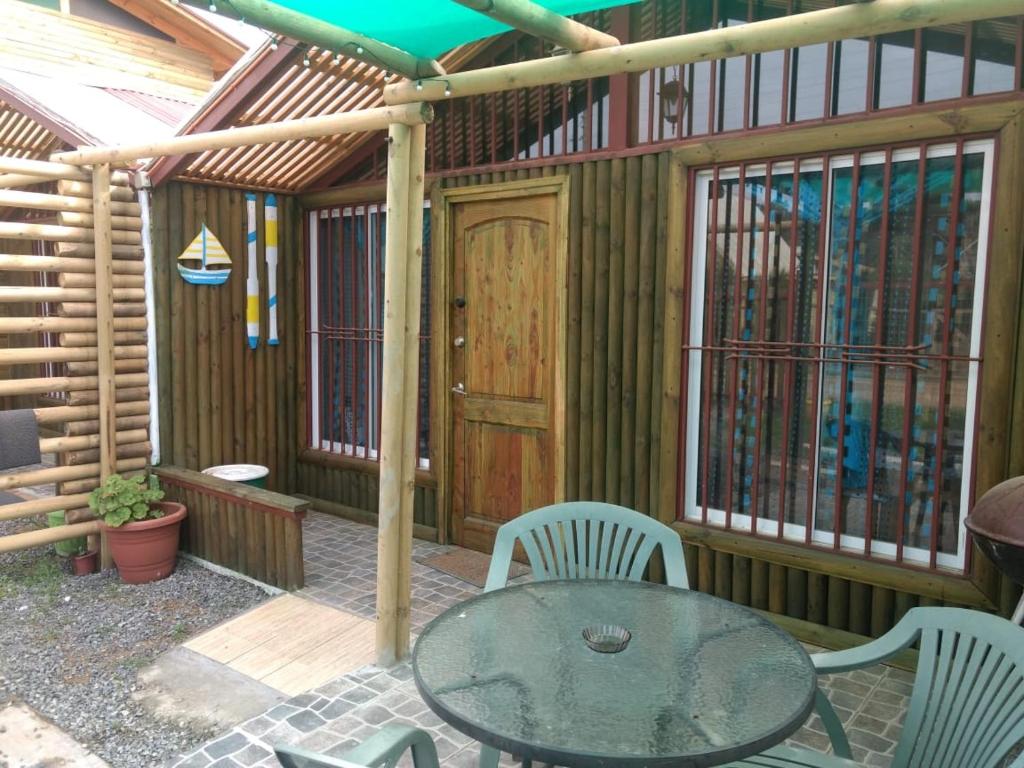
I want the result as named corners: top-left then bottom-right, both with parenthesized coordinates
top-left (686, 141), bottom-right (992, 569)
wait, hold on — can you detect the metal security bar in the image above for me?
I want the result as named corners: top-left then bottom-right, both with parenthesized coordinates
top-left (337, 4), bottom-right (1021, 183)
top-left (635, 0), bottom-right (1022, 146)
top-left (306, 202), bottom-right (431, 467)
top-left (680, 138), bottom-right (995, 572)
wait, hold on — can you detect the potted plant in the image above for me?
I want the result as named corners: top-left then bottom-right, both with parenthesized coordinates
top-left (88, 474), bottom-right (187, 584)
top-left (70, 544), bottom-right (98, 576)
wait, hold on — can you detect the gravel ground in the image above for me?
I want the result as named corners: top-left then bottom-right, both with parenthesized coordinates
top-left (0, 518), bottom-right (270, 767)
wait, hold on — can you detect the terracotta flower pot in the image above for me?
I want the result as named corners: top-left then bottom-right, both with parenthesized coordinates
top-left (102, 501), bottom-right (187, 584)
top-left (71, 550), bottom-right (98, 576)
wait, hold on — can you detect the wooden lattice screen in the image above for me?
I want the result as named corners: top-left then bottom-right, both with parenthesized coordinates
top-left (0, 156), bottom-right (150, 552)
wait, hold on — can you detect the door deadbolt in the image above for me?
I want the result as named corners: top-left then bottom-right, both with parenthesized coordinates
top-left (453, 336), bottom-right (466, 348)
top-left (453, 296), bottom-right (467, 308)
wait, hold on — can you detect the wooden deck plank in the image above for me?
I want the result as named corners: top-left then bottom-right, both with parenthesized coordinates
top-left (260, 618), bottom-right (377, 696)
top-left (228, 606), bottom-right (362, 680)
top-left (184, 594), bottom-right (311, 662)
top-left (184, 593), bottom-right (377, 696)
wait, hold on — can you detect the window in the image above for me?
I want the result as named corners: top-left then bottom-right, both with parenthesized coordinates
top-left (682, 139), bottom-right (994, 570)
top-left (307, 203), bottom-right (431, 468)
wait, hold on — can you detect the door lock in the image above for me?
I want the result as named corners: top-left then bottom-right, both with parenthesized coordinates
top-left (453, 336), bottom-right (466, 348)
top-left (452, 382), bottom-right (466, 396)
top-left (453, 296), bottom-right (467, 308)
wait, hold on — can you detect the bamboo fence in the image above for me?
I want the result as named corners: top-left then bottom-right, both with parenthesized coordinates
top-left (0, 158), bottom-right (147, 555)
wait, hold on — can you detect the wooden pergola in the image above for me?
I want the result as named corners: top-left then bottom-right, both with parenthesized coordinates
top-left (29, 0), bottom-right (1020, 666)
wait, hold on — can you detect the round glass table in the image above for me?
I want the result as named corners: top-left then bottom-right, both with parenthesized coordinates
top-left (412, 580), bottom-right (817, 768)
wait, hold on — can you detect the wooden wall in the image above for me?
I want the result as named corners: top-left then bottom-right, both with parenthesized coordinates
top-left (153, 117), bottom-right (1022, 641)
top-left (148, 181), bottom-right (439, 530)
top-left (436, 158), bottom-right (672, 517)
top-left (156, 465), bottom-right (308, 590)
top-left (429, 156), bottom-right (1014, 639)
top-left (149, 183), bottom-right (302, 491)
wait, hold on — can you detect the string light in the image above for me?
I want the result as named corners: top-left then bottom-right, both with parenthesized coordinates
top-left (444, 87), bottom-right (452, 97)
top-left (208, 0), bottom-right (216, 11)
top-left (334, 52), bottom-right (342, 64)
top-left (303, 51), bottom-right (311, 67)
top-left (356, 45), bottom-right (364, 54)
top-left (415, 81), bottom-right (423, 91)
top-left (269, 36), bottom-right (278, 51)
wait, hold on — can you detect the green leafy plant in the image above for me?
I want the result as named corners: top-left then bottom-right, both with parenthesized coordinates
top-left (88, 474), bottom-right (165, 528)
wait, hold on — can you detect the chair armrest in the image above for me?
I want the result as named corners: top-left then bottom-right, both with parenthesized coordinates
top-left (341, 724), bottom-right (441, 768)
top-left (810, 623), bottom-right (919, 675)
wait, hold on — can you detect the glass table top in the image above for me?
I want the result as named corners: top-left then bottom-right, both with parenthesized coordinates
top-left (413, 580), bottom-right (817, 768)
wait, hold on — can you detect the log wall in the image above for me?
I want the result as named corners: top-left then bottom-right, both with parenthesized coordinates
top-left (0, 164), bottom-right (150, 545)
top-left (151, 100), bottom-right (1023, 640)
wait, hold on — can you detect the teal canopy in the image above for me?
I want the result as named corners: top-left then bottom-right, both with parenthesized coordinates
top-left (267, 1), bottom-right (632, 59)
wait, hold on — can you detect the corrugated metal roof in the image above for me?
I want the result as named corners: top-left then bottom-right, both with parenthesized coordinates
top-left (0, 68), bottom-right (183, 150)
top-left (163, 39), bottom-right (495, 192)
top-left (105, 88), bottom-right (196, 126)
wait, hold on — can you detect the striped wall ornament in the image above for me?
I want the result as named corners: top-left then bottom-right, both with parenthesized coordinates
top-left (245, 192), bottom-right (260, 349)
top-left (265, 194), bottom-right (280, 346)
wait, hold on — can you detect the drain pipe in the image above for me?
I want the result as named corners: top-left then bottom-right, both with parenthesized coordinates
top-left (136, 173), bottom-right (161, 466)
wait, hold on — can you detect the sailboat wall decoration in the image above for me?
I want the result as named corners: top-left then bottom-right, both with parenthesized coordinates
top-left (177, 223), bottom-right (232, 285)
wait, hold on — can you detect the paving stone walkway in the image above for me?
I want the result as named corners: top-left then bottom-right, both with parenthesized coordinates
top-left (167, 513), bottom-right (912, 768)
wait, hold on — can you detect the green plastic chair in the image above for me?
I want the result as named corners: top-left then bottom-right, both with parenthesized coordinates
top-left (729, 606), bottom-right (1024, 768)
top-left (483, 501), bottom-right (689, 593)
top-left (275, 724), bottom-right (440, 768)
top-left (481, 502), bottom-right (688, 768)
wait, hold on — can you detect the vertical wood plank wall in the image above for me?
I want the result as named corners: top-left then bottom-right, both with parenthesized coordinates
top-left (152, 139), bottom-right (1022, 636)
top-left (148, 182), bottom-right (438, 529)
top-left (149, 183), bottom-right (301, 492)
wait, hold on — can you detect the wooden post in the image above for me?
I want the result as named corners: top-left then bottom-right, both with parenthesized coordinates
top-left (52, 104), bottom-right (434, 167)
top-left (396, 122), bottom-right (427, 661)
top-left (375, 123), bottom-right (413, 667)
top-left (92, 163), bottom-right (116, 568)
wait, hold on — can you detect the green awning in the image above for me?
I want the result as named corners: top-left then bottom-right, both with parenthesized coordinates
top-left (265, 1), bottom-right (633, 59)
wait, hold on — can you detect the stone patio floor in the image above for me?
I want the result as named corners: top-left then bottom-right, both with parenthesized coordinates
top-left (168, 512), bottom-right (912, 768)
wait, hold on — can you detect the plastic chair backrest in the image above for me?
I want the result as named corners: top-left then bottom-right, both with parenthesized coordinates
top-left (484, 501), bottom-right (688, 592)
top-left (815, 607), bottom-right (1024, 768)
top-left (895, 608), bottom-right (1024, 768)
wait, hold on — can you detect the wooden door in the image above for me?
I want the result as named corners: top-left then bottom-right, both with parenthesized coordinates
top-left (443, 179), bottom-right (568, 553)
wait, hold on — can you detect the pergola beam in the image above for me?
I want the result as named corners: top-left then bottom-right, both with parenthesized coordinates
top-left (385, 0), bottom-right (1018, 103)
top-left (453, 0), bottom-right (618, 52)
top-left (51, 103), bottom-right (434, 166)
top-left (176, 0), bottom-right (444, 80)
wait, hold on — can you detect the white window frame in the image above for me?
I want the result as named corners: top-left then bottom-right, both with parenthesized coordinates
top-left (308, 203), bottom-right (431, 471)
top-left (683, 139), bottom-right (994, 569)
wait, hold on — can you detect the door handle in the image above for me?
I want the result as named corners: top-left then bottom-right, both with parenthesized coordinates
top-left (452, 382), bottom-right (466, 396)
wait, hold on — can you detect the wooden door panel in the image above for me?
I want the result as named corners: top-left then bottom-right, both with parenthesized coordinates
top-left (447, 182), bottom-right (567, 553)
top-left (465, 217), bottom-right (550, 401)
top-left (464, 421), bottom-right (552, 525)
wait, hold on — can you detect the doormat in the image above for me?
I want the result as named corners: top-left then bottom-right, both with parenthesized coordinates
top-left (419, 548), bottom-right (530, 589)
top-left (0, 490), bottom-right (25, 506)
